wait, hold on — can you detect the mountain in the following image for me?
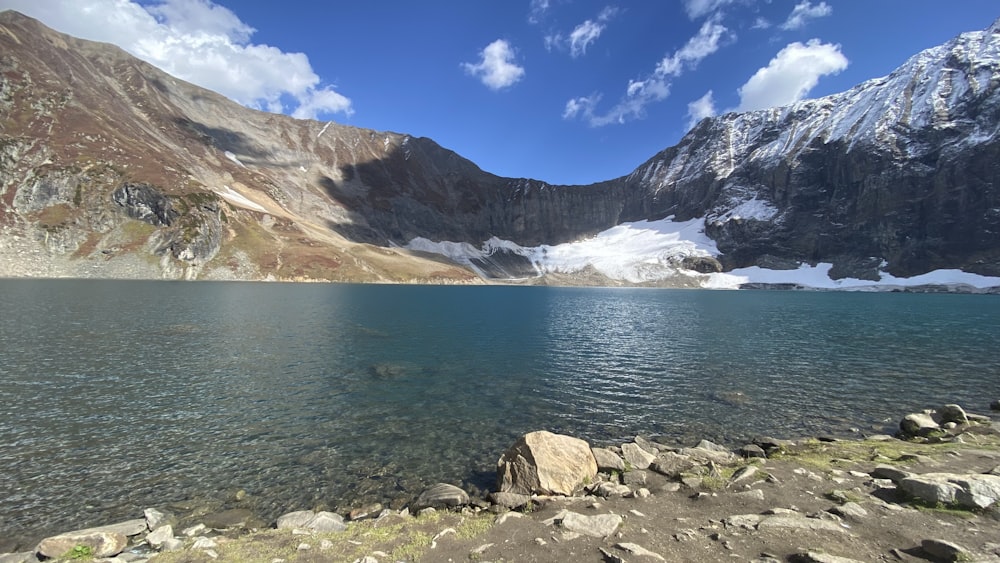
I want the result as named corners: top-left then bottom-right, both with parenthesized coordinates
top-left (2, 10), bottom-right (999, 287)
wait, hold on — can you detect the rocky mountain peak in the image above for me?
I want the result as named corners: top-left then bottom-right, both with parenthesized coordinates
top-left (1, 11), bottom-right (998, 286)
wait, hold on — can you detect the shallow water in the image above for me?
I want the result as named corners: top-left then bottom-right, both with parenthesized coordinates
top-left (1, 280), bottom-right (998, 542)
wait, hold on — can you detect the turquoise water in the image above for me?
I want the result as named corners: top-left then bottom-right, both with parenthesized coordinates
top-left (1, 280), bottom-right (998, 543)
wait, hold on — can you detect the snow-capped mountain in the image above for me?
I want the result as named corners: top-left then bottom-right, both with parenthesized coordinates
top-left (1, 10), bottom-right (999, 288)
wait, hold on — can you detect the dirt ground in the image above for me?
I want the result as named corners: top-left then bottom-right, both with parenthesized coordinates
top-left (139, 423), bottom-right (1000, 563)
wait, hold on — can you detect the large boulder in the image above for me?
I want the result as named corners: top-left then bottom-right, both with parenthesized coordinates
top-left (36, 531), bottom-right (127, 559)
top-left (497, 431), bottom-right (598, 496)
top-left (899, 473), bottom-right (1000, 509)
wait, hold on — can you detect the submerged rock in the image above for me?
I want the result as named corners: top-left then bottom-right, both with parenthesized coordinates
top-left (496, 431), bottom-right (597, 496)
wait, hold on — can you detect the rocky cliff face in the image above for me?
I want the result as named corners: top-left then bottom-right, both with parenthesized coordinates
top-left (1, 10), bottom-right (998, 283)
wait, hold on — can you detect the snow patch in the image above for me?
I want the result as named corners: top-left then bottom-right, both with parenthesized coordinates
top-left (214, 185), bottom-right (267, 212)
top-left (317, 122), bottom-right (332, 139)
top-left (710, 197), bottom-right (779, 224)
top-left (705, 263), bottom-right (1000, 290)
top-left (224, 151), bottom-right (245, 168)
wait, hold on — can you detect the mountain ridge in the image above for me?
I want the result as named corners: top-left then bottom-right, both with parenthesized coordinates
top-left (2, 10), bottom-right (999, 286)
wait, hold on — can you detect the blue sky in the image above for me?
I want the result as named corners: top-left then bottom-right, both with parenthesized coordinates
top-left (3, 1), bottom-right (998, 185)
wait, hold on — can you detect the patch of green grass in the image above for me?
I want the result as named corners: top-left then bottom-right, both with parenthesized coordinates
top-left (456, 514), bottom-right (494, 539)
top-left (910, 499), bottom-right (979, 519)
top-left (64, 545), bottom-right (94, 560)
top-left (767, 437), bottom-right (977, 471)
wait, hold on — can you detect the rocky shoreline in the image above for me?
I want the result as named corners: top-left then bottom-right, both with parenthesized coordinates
top-left (3, 402), bottom-right (1000, 563)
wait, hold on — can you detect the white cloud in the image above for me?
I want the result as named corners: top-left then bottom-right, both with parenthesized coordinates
top-left (0, 0), bottom-right (353, 120)
top-left (683, 0), bottom-right (737, 19)
top-left (546, 6), bottom-right (619, 58)
top-left (780, 1), bottom-right (832, 30)
top-left (528, 0), bottom-right (551, 24)
top-left (737, 39), bottom-right (848, 111)
top-left (685, 90), bottom-right (717, 130)
top-left (564, 20), bottom-right (729, 126)
top-left (461, 39), bottom-right (526, 90)
top-left (752, 17), bottom-right (772, 30)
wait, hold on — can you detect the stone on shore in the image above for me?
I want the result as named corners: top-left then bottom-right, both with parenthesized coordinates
top-left (938, 404), bottom-right (969, 425)
top-left (621, 442), bottom-right (656, 470)
top-left (36, 531), bottom-right (127, 559)
top-left (0, 553), bottom-right (36, 563)
top-left (551, 510), bottom-right (622, 538)
top-left (413, 483), bottom-right (469, 510)
top-left (489, 492), bottom-right (532, 510)
top-left (144, 508), bottom-right (171, 531)
top-left (900, 413), bottom-right (940, 437)
top-left (591, 447), bottom-right (626, 472)
top-left (146, 525), bottom-right (174, 550)
top-left (899, 473), bottom-right (1000, 509)
top-left (497, 431), bottom-right (597, 496)
top-left (275, 510), bottom-right (347, 533)
top-left (990, 399), bottom-right (1000, 411)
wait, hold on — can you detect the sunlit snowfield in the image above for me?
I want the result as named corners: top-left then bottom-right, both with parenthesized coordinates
top-left (1, 280), bottom-right (998, 541)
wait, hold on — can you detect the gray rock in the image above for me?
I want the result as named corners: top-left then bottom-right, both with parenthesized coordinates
top-left (991, 399), bottom-right (1000, 411)
top-left (870, 464), bottom-right (911, 483)
top-left (730, 465), bottom-right (759, 484)
top-left (161, 538), bottom-right (184, 552)
top-left (143, 508), bottom-right (170, 531)
top-left (592, 447), bottom-right (627, 472)
top-left (621, 442), bottom-right (656, 470)
top-left (348, 503), bottom-right (384, 521)
top-left (0, 553), bottom-right (37, 563)
top-left (900, 413), bottom-right (940, 437)
top-left (622, 469), bottom-right (649, 487)
top-left (489, 492), bottom-right (531, 510)
top-left (36, 531), bottom-right (128, 559)
top-left (599, 547), bottom-right (627, 563)
top-left (497, 431), bottom-right (597, 496)
top-left (593, 481), bottom-right (631, 498)
top-left (738, 444), bottom-right (767, 458)
top-left (145, 525), bottom-right (173, 550)
top-left (921, 538), bottom-right (971, 562)
top-left (615, 542), bottom-right (666, 560)
top-left (679, 446), bottom-right (738, 465)
top-left (938, 404), bottom-right (969, 424)
top-left (829, 502), bottom-right (868, 521)
top-left (276, 510), bottom-right (347, 532)
top-left (733, 489), bottom-right (766, 501)
top-left (757, 515), bottom-right (848, 534)
top-left (723, 514), bottom-right (763, 529)
top-left (650, 452), bottom-right (696, 477)
top-left (967, 413), bottom-right (991, 423)
top-left (557, 511), bottom-right (622, 538)
top-left (795, 552), bottom-right (866, 563)
top-left (91, 519), bottom-right (148, 537)
top-left (695, 439), bottom-right (730, 453)
top-left (899, 473), bottom-right (1000, 509)
top-left (414, 483), bottom-right (469, 510)
top-left (633, 436), bottom-right (661, 454)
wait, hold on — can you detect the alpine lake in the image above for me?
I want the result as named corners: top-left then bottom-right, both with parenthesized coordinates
top-left (2, 279), bottom-right (998, 544)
